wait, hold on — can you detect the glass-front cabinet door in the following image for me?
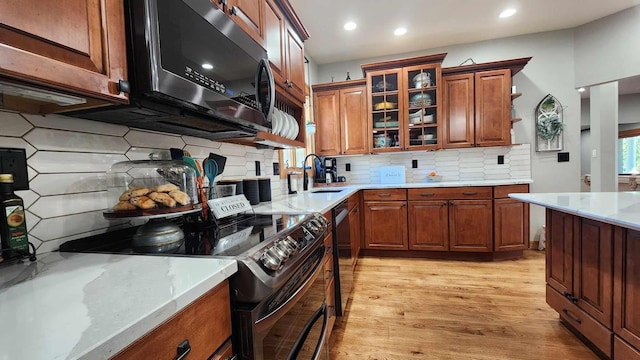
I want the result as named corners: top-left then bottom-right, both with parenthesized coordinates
top-left (403, 63), bottom-right (441, 150)
top-left (367, 69), bottom-right (404, 152)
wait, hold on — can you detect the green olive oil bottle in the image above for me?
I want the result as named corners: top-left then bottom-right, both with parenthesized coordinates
top-left (0, 174), bottom-right (29, 260)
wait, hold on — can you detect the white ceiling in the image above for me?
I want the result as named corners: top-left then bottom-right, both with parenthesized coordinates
top-left (289, 0), bottom-right (640, 65)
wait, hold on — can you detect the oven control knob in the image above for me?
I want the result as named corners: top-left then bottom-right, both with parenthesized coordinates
top-left (309, 219), bottom-right (323, 231)
top-left (305, 221), bottom-right (319, 233)
top-left (281, 237), bottom-right (299, 254)
top-left (282, 235), bottom-right (300, 254)
top-left (272, 241), bottom-right (291, 260)
top-left (260, 248), bottom-right (282, 271)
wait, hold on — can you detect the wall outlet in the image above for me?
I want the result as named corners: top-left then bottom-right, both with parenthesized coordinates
top-left (497, 155), bottom-right (504, 165)
top-left (558, 152), bottom-right (570, 162)
top-left (0, 148), bottom-right (29, 190)
top-left (345, 163), bottom-right (351, 172)
top-left (412, 159), bottom-right (418, 168)
top-left (255, 161), bottom-right (261, 176)
top-left (273, 162), bottom-right (280, 175)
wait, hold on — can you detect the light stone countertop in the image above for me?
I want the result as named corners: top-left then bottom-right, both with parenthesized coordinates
top-left (510, 192), bottom-right (640, 231)
top-left (0, 252), bottom-right (237, 360)
top-left (254, 179), bottom-right (532, 215)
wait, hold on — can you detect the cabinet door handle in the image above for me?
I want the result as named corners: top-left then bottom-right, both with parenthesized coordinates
top-left (229, 6), bottom-right (237, 15)
top-left (284, 79), bottom-right (290, 85)
top-left (175, 339), bottom-right (191, 360)
top-left (377, 193), bottom-right (391, 197)
top-left (449, 200), bottom-right (454, 205)
top-left (563, 291), bottom-right (579, 303)
top-left (218, 0), bottom-right (227, 5)
top-left (420, 193), bottom-right (435, 197)
top-left (562, 309), bottom-right (582, 324)
top-left (462, 192), bottom-right (477, 195)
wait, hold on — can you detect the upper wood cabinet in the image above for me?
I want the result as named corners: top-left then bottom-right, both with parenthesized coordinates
top-left (313, 80), bottom-right (368, 156)
top-left (362, 54), bottom-right (446, 153)
top-left (263, 0), bottom-right (307, 104)
top-left (0, 0), bottom-right (128, 103)
top-left (226, 0), bottom-right (264, 46)
top-left (264, 0), bottom-right (286, 87)
top-left (442, 58), bottom-right (531, 149)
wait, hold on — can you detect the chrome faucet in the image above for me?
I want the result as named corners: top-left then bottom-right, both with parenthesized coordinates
top-left (302, 153), bottom-right (322, 191)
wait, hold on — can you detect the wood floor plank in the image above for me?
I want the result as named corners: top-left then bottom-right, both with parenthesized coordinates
top-left (329, 250), bottom-right (599, 359)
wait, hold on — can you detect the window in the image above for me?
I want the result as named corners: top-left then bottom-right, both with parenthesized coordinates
top-left (618, 129), bottom-right (640, 175)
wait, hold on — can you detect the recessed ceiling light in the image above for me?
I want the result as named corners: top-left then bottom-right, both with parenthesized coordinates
top-left (394, 27), bottom-right (407, 36)
top-left (344, 22), bottom-right (357, 31)
top-left (578, 87), bottom-right (586, 92)
top-left (201, 63), bottom-right (213, 70)
top-left (499, 8), bottom-right (517, 18)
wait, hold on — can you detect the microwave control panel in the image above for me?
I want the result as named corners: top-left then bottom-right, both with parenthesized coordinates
top-left (184, 66), bottom-right (226, 94)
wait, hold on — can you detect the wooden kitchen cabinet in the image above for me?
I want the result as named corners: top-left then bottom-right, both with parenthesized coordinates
top-left (493, 184), bottom-right (530, 251)
top-left (362, 54), bottom-right (446, 153)
top-left (313, 80), bottom-right (368, 156)
top-left (442, 58), bottom-right (531, 149)
top-left (545, 209), bottom-right (614, 357)
top-left (348, 201), bottom-right (362, 268)
top-left (264, 0), bottom-right (286, 87)
top-left (284, 21), bottom-right (305, 102)
top-left (613, 228), bottom-right (640, 353)
top-left (112, 281), bottom-right (232, 360)
top-left (0, 0), bottom-right (128, 104)
top-left (227, 0), bottom-right (264, 47)
top-left (364, 189), bottom-right (408, 250)
top-left (449, 199), bottom-right (493, 252)
top-left (408, 200), bottom-right (449, 251)
top-left (323, 231), bottom-right (336, 338)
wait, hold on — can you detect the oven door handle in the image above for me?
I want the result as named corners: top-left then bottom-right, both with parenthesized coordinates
top-left (255, 251), bottom-right (324, 332)
top-left (286, 303), bottom-right (328, 360)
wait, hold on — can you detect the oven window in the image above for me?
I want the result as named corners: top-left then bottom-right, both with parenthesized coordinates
top-left (262, 268), bottom-right (327, 359)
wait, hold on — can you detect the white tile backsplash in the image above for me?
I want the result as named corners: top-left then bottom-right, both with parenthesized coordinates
top-left (0, 112), bottom-right (34, 136)
top-left (0, 111), bottom-right (280, 253)
top-left (25, 128), bottom-right (130, 153)
top-left (22, 113), bottom-right (129, 136)
top-left (335, 144), bottom-right (531, 184)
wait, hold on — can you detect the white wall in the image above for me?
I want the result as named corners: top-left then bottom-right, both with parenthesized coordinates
top-left (581, 93), bottom-right (640, 126)
top-left (580, 93), bottom-right (640, 175)
top-left (575, 6), bottom-right (640, 88)
top-left (313, 29), bottom-right (581, 241)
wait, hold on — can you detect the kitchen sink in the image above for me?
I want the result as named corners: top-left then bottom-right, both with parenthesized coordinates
top-left (311, 189), bottom-right (343, 193)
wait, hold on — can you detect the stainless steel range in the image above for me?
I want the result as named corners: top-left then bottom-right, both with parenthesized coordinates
top-left (59, 212), bottom-right (331, 360)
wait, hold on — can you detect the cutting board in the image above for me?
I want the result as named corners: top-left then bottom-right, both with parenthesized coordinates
top-left (379, 166), bottom-right (406, 184)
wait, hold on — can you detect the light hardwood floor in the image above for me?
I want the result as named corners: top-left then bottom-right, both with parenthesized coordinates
top-left (329, 250), bottom-right (599, 360)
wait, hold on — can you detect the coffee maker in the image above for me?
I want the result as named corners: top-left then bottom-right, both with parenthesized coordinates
top-left (313, 157), bottom-right (337, 183)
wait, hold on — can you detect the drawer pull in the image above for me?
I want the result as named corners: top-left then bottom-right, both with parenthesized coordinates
top-left (563, 291), bottom-right (579, 303)
top-left (462, 191), bottom-right (478, 195)
top-left (175, 339), bottom-right (191, 360)
top-left (420, 193), bottom-right (435, 197)
top-left (377, 193), bottom-right (391, 197)
top-left (562, 309), bottom-right (582, 324)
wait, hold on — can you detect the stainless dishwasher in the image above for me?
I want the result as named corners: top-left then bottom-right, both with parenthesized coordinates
top-left (332, 200), bottom-right (353, 316)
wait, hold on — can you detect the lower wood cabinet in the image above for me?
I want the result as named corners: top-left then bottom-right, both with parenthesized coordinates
top-left (363, 198), bottom-right (408, 250)
top-left (614, 228), bottom-right (640, 352)
top-left (493, 184), bottom-right (530, 251)
top-left (544, 208), bottom-right (640, 359)
top-left (408, 201), bottom-right (448, 251)
top-left (449, 199), bottom-right (493, 252)
top-left (348, 201), bottom-right (362, 268)
top-left (111, 281), bottom-right (232, 360)
top-left (323, 231), bottom-right (336, 337)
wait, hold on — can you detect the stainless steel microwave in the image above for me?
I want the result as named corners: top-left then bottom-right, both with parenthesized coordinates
top-left (68, 0), bottom-right (275, 140)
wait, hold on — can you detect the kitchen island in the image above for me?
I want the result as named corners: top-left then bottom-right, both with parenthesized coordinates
top-left (510, 192), bottom-right (640, 360)
top-left (0, 252), bottom-right (237, 360)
